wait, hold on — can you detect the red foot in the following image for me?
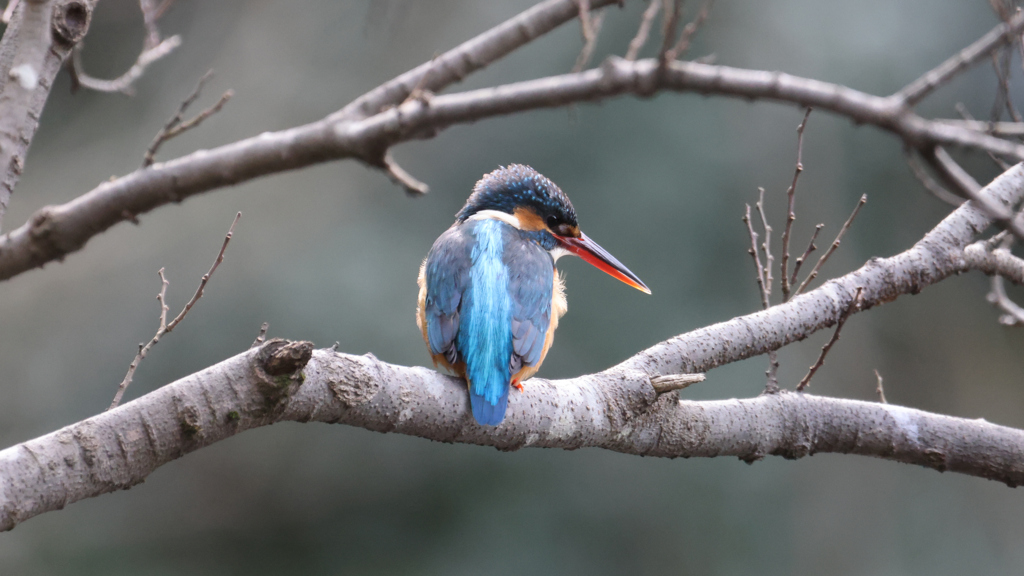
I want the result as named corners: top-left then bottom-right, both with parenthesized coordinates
top-left (512, 379), bottom-right (524, 392)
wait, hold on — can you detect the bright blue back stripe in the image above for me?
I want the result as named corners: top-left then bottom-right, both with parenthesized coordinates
top-left (458, 218), bottom-right (513, 425)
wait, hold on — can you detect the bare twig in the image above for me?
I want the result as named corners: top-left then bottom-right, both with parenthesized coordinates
top-left (743, 204), bottom-right (770, 309)
top-left (143, 71), bottom-right (233, 167)
top-left (667, 0), bottom-right (714, 61)
top-left (108, 212), bottom-right (241, 410)
top-left (874, 369), bottom-right (888, 403)
top-left (924, 146), bottom-right (1024, 241)
top-left (140, 0), bottom-right (176, 50)
top-left (625, 0), bottom-right (662, 60)
top-left (953, 103), bottom-right (1013, 171)
top-left (794, 195), bottom-right (867, 296)
top-left (755, 187), bottom-right (773, 296)
top-left (572, 0), bottom-right (606, 73)
top-left (797, 287), bottom-right (864, 391)
top-left (897, 10), bottom-right (1024, 106)
top-left (989, 275), bottom-right (1024, 325)
top-left (69, 36), bottom-right (181, 95)
top-left (780, 107), bottom-right (812, 301)
top-left (69, 0), bottom-right (180, 95)
top-left (990, 49), bottom-right (1023, 123)
top-left (651, 373), bottom-right (705, 393)
top-left (790, 223), bottom-right (823, 289)
top-left (745, 197), bottom-right (781, 392)
top-left (657, 0), bottom-right (683, 66)
top-left (752, 187), bottom-right (780, 392)
top-left (251, 322), bottom-right (269, 348)
top-left (382, 151), bottom-right (430, 195)
top-left (981, 233), bottom-right (1024, 325)
top-left (904, 148), bottom-right (968, 206)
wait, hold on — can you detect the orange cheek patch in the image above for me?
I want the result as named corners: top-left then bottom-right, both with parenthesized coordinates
top-left (513, 207), bottom-right (546, 231)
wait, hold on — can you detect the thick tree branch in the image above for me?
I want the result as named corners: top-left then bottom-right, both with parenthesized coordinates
top-left (2, 164), bottom-right (1022, 532)
top-left (4, 53), bottom-right (1024, 282)
top-left (0, 0), bottom-right (94, 230)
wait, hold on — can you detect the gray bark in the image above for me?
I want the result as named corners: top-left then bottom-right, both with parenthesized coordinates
top-left (0, 0), bottom-right (93, 230)
top-left (1, 164), bottom-right (1022, 532)
top-left (0, 4), bottom-right (1021, 280)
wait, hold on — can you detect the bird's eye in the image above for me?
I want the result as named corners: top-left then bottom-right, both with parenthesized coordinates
top-left (546, 215), bottom-right (559, 230)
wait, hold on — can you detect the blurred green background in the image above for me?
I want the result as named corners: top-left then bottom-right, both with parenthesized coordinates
top-left (0, 0), bottom-right (1022, 574)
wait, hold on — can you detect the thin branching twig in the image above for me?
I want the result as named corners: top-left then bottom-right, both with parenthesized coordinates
top-left (625, 0), bottom-right (662, 60)
top-left (108, 212), bottom-right (241, 410)
top-left (572, 0), bottom-right (606, 73)
top-left (745, 201), bottom-right (779, 392)
top-left (143, 71), bottom-right (233, 167)
top-left (794, 195), bottom-right (867, 296)
top-left (905, 148), bottom-right (968, 206)
top-left (780, 108), bottom-right (812, 301)
top-left (667, 0), bottom-right (714, 61)
top-left (797, 287), bottom-right (863, 391)
top-left (743, 204), bottom-right (770, 310)
top-left (657, 0), bottom-right (684, 66)
top-left (68, 0), bottom-right (180, 95)
top-left (790, 223), bottom-right (823, 291)
top-left (755, 187), bottom-right (773, 296)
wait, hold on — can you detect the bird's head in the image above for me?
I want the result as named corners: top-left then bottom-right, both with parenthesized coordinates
top-left (457, 164), bottom-right (650, 294)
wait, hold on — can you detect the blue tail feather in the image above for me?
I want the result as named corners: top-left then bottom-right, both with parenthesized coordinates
top-left (470, 384), bottom-right (509, 426)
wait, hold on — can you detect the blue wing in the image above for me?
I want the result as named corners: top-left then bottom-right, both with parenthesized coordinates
top-left (423, 225), bottom-right (473, 367)
top-left (506, 231), bottom-right (554, 376)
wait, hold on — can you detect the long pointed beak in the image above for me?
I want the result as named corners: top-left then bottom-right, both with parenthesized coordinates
top-left (557, 232), bottom-right (651, 294)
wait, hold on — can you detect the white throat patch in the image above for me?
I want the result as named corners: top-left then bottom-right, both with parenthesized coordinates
top-left (467, 210), bottom-right (521, 229)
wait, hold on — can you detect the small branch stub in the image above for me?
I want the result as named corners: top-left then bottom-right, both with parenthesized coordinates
top-left (651, 373), bottom-right (706, 393)
top-left (251, 322), bottom-right (269, 348)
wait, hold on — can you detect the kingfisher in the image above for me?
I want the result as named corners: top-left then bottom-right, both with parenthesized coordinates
top-left (416, 165), bottom-right (650, 426)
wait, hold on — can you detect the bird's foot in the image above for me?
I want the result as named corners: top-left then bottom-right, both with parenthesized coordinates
top-left (512, 379), bottom-right (524, 392)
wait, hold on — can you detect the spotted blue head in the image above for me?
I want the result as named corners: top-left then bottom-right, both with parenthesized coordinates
top-left (457, 164), bottom-right (650, 294)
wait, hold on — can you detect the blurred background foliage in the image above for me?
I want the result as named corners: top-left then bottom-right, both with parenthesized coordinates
top-left (0, 0), bottom-right (1022, 574)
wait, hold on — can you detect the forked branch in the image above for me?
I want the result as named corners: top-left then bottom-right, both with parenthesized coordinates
top-left (108, 212), bottom-right (240, 410)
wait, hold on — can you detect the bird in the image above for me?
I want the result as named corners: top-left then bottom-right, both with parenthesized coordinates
top-left (416, 165), bottom-right (650, 426)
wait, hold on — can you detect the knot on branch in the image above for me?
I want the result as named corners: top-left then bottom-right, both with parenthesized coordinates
top-left (51, 1), bottom-right (91, 46)
top-left (322, 351), bottom-right (382, 408)
top-left (254, 339), bottom-right (314, 407)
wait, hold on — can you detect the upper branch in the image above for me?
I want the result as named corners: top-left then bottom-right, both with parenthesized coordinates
top-left (4, 56), bottom-right (1024, 282)
top-left (1, 163), bottom-right (1022, 532)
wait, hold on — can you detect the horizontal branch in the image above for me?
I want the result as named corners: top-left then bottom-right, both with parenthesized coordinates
top-left (1, 164), bottom-right (1022, 532)
top-left (3, 55), bottom-right (1023, 282)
